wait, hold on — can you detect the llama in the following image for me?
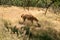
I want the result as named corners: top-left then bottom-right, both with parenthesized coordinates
top-left (21, 14), bottom-right (38, 23)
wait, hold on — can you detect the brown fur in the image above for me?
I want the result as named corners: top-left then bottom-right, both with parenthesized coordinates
top-left (21, 14), bottom-right (38, 23)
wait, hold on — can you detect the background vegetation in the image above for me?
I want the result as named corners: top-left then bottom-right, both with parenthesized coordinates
top-left (0, 0), bottom-right (60, 8)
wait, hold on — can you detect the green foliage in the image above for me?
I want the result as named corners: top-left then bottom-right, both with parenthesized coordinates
top-left (0, 0), bottom-right (60, 9)
top-left (0, 0), bottom-right (55, 7)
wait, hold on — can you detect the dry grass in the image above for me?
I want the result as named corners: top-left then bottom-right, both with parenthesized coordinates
top-left (0, 5), bottom-right (60, 40)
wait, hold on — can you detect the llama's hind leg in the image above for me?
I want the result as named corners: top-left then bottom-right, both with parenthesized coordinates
top-left (37, 23), bottom-right (41, 27)
top-left (23, 18), bottom-right (26, 23)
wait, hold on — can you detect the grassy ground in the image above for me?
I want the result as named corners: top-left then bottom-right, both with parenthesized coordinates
top-left (0, 5), bottom-right (60, 40)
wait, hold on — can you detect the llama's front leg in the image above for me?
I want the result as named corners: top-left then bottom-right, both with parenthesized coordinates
top-left (31, 20), bottom-right (33, 23)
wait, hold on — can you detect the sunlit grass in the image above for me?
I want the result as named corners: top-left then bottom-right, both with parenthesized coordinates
top-left (0, 6), bottom-right (60, 40)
